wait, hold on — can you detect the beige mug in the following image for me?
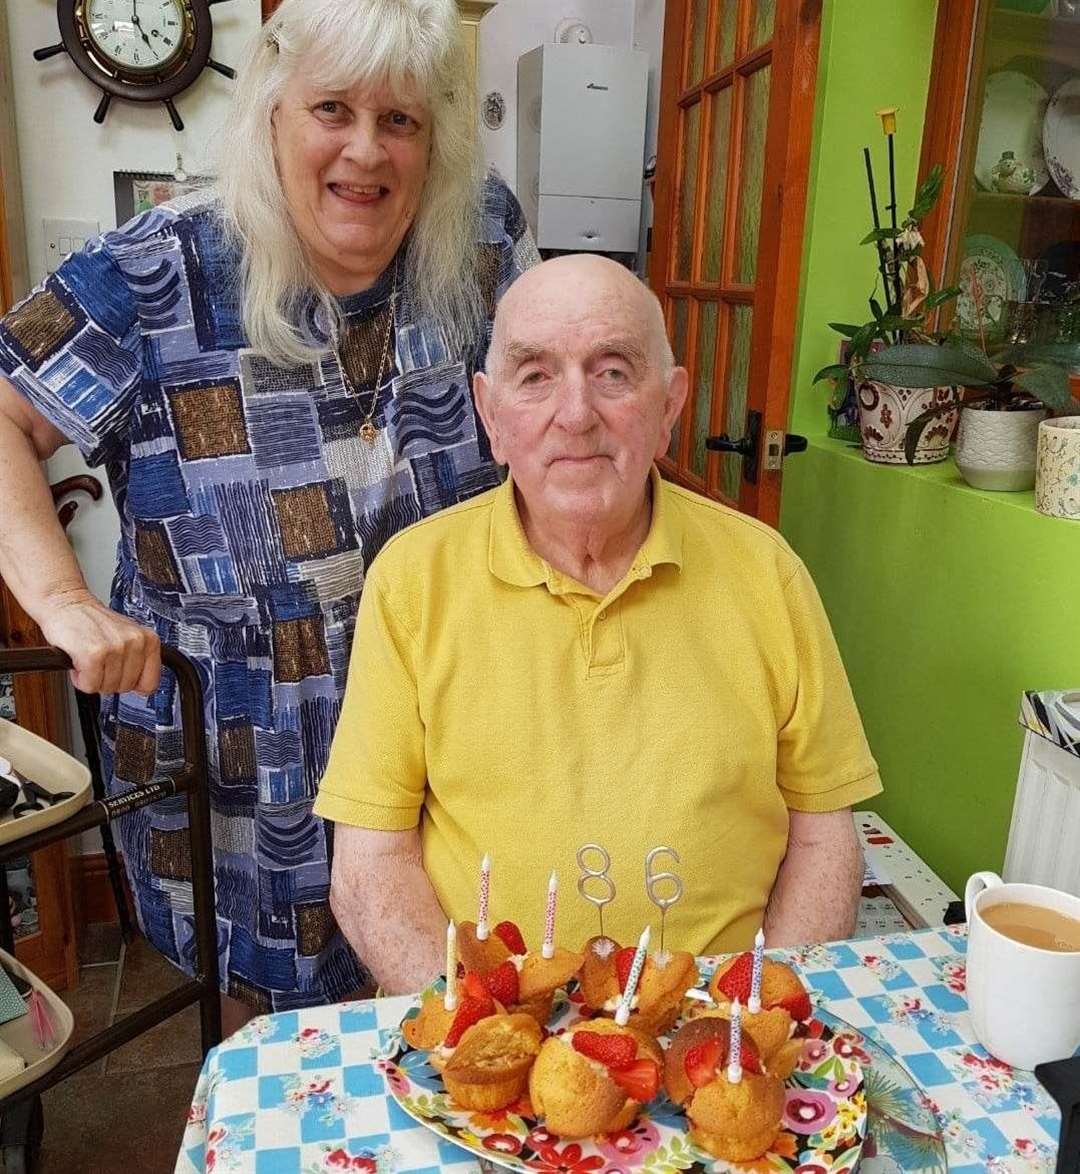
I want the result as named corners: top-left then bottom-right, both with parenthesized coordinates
top-left (965, 871), bottom-right (1080, 1069)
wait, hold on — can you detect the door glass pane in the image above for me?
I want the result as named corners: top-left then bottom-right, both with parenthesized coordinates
top-left (721, 306), bottom-right (753, 500)
top-left (667, 300), bottom-right (691, 460)
top-left (703, 87), bottom-right (733, 282)
top-left (735, 66), bottom-right (772, 284)
top-left (686, 0), bottom-right (709, 87)
top-left (691, 302), bottom-right (719, 478)
top-left (750, 0), bottom-right (776, 47)
top-left (675, 102), bottom-right (702, 281)
top-left (716, 1), bottom-right (738, 68)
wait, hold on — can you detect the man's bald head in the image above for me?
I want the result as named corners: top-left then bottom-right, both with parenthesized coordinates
top-left (486, 255), bottom-right (675, 386)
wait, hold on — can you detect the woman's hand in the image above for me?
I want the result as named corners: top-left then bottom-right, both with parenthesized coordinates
top-left (36, 590), bottom-right (161, 696)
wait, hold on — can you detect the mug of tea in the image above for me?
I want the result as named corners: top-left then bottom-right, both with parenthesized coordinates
top-left (965, 871), bottom-right (1080, 1070)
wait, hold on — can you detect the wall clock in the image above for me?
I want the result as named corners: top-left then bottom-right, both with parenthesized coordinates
top-left (33, 0), bottom-right (238, 130)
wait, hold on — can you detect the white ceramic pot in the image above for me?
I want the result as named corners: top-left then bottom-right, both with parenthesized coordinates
top-left (955, 402), bottom-right (1048, 491)
top-left (856, 381), bottom-right (957, 465)
top-left (1035, 415), bottom-right (1080, 519)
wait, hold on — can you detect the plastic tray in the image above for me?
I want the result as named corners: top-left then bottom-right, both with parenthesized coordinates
top-left (0, 718), bottom-right (91, 847)
top-left (0, 946), bottom-right (74, 1099)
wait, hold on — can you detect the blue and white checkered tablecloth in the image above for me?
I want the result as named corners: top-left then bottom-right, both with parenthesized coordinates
top-left (175, 926), bottom-right (1063, 1173)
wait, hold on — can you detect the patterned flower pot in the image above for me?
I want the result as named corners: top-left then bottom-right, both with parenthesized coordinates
top-left (955, 402), bottom-right (1048, 491)
top-left (856, 381), bottom-right (957, 465)
top-left (1035, 416), bottom-right (1080, 520)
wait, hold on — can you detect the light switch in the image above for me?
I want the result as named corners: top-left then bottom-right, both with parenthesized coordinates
top-left (42, 218), bottom-right (100, 274)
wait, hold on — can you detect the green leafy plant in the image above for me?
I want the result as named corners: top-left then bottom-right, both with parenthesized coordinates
top-left (855, 341), bottom-right (1074, 463)
top-left (813, 165), bottom-right (960, 389)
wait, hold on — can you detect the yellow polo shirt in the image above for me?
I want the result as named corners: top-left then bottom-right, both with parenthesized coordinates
top-left (315, 470), bottom-right (881, 955)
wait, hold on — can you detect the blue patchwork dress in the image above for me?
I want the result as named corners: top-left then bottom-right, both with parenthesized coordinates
top-left (0, 175), bottom-right (538, 1009)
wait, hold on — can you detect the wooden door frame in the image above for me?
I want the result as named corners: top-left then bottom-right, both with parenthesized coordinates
top-left (649, 0), bottom-right (823, 526)
top-left (917, 0), bottom-right (983, 304)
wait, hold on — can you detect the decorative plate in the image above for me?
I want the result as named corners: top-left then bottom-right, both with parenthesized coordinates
top-left (1043, 78), bottom-right (1080, 200)
top-left (814, 1008), bottom-right (947, 1174)
top-left (957, 234), bottom-right (1027, 339)
top-left (383, 981), bottom-right (867, 1174)
top-left (974, 71), bottom-right (1049, 194)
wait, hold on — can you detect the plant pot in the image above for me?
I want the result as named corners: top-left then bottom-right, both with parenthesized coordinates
top-left (1035, 416), bottom-right (1080, 519)
top-left (955, 401), bottom-right (1049, 491)
top-left (856, 381), bottom-right (957, 465)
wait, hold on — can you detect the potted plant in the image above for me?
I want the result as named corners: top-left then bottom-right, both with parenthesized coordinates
top-left (814, 136), bottom-right (963, 465)
top-left (855, 341), bottom-right (1074, 489)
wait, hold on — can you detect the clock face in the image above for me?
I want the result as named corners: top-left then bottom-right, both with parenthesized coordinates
top-left (84, 0), bottom-right (189, 73)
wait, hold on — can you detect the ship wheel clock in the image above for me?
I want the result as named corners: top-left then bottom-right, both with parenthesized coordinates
top-left (34, 0), bottom-right (238, 130)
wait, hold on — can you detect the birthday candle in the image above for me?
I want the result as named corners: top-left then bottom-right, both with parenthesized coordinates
top-left (748, 928), bottom-right (765, 1014)
top-left (444, 921), bottom-right (458, 1011)
top-left (614, 925), bottom-right (651, 1026)
top-left (542, 871), bottom-right (557, 959)
top-left (477, 853), bottom-right (491, 941)
top-left (727, 997), bottom-right (743, 1083)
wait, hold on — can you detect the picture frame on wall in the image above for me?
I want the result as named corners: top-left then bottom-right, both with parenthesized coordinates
top-left (113, 169), bottom-right (211, 226)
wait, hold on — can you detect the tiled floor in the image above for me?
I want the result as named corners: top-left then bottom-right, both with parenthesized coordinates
top-left (36, 924), bottom-right (203, 1174)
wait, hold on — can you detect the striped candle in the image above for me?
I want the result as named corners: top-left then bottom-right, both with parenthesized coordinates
top-left (444, 921), bottom-right (458, 1011)
top-left (476, 853), bottom-right (491, 940)
top-left (542, 871), bottom-right (558, 959)
top-left (614, 925), bottom-right (651, 1026)
top-left (748, 928), bottom-right (765, 1014)
top-left (727, 997), bottom-right (743, 1083)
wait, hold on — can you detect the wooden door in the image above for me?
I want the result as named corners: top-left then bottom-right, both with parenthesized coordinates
top-left (649, 0), bottom-right (822, 525)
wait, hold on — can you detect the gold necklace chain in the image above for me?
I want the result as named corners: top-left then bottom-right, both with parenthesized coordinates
top-left (334, 261), bottom-right (399, 445)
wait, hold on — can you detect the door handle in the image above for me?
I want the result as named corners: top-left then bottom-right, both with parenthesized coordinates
top-left (706, 413), bottom-right (808, 484)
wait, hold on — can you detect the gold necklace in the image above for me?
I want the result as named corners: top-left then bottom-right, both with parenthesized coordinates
top-left (334, 262), bottom-right (399, 445)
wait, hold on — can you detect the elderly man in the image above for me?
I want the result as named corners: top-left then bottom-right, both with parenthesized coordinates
top-left (315, 255), bottom-right (881, 995)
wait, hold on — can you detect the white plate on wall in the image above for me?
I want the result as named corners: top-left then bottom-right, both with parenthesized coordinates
top-left (1044, 77), bottom-right (1080, 200)
top-left (975, 70), bottom-right (1049, 194)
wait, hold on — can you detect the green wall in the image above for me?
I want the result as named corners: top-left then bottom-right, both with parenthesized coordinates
top-left (780, 0), bottom-right (1080, 894)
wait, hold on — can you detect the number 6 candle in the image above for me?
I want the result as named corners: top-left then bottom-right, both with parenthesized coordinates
top-left (476, 853), bottom-right (491, 941)
top-left (542, 871), bottom-right (558, 958)
top-left (614, 925), bottom-right (651, 1026)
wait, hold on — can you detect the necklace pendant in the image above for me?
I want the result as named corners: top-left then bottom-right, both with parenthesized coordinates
top-left (359, 421), bottom-right (378, 445)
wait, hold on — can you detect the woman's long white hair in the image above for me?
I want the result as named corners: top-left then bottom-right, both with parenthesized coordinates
top-left (216, 0), bottom-right (483, 367)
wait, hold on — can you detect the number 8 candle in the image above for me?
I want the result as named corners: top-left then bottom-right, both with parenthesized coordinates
top-left (542, 871), bottom-right (558, 958)
top-left (476, 853), bottom-right (491, 941)
top-left (614, 925), bottom-right (651, 1026)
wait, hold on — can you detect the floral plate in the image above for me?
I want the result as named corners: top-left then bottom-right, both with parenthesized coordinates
top-left (382, 980), bottom-right (866, 1174)
top-left (813, 1009), bottom-right (946, 1174)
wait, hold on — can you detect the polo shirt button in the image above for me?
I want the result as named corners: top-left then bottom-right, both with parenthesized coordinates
top-left (598, 611), bottom-right (607, 621)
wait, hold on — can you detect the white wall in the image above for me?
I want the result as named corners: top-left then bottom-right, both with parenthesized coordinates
top-left (4, 0), bottom-right (262, 849)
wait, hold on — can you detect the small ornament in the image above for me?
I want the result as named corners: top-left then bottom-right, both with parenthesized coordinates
top-left (359, 421), bottom-right (378, 445)
top-left (542, 872), bottom-right (558, 959)
top-left (576, 844), bottom-right (616, 939)
top-left (990, 150), bottom-right (1037, 195)
top-left (614, 924), bottom-right (650, 1026)
top-left (644, 846), bottom-right (683, 955)
top-left (476, 854), bottom-right (491, 941)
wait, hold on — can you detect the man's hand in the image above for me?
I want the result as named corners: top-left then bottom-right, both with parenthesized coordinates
top-left (37, 589), bottom-right (161, 696)
top-left (764, 808), bottom-right (864, 947)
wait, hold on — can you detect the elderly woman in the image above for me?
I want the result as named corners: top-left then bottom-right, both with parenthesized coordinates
top-left (0, 0), bottom-right (536, 1016)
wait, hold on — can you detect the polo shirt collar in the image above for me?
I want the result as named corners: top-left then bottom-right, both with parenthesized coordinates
top-left (488, 465), bottom-right (684, 590)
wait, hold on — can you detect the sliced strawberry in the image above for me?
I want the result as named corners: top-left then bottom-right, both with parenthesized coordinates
top-left (610, 1058), bottom-right (660, 1103)
top-left (493, 920), bottom-right (528, 955)
top-left (715, 952), bottom-right (754, 1003)
top-left (480, 960), bottom-right (520, 1006)
top-left (444, 994), bottom-right (493, 1047)
top-left (462, 970), bottom-right (488, 1001)
top-left (572, 1030), bottom-right (637, 1070)
top-left (774, 988), bottom-right (812, 1022)
top-left (614, 947), bottom-right (637, 993)
top-left (684, 1037), bottom-right (725, 1088)
top-left (741, 1047), bottom-right (762, 1075)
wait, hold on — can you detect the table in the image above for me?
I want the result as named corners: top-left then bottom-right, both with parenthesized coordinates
top-left (176, 926), bottom-right (1063, 1174)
